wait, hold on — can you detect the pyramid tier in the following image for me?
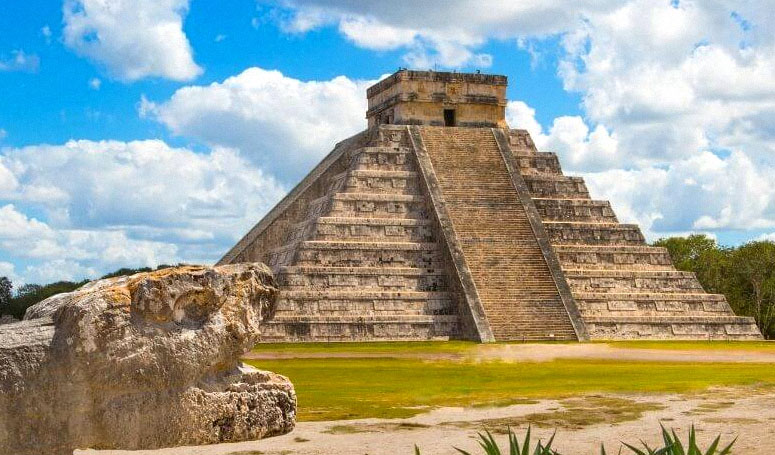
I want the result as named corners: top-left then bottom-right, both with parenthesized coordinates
top-left (348, 146), bottom-right (415, 172)
top-left (278, 266), bottom-right (450, 292)
top-left (261, 313), bottom-right (458, 342)
top-left (513, 152), bottom-right (563, 175)
top-left (533, 198), bottom-right (618, 223)
top-left (329, 169), bottom-right (420, 195)
top-left (523, 174), bottom-right (590, 199)
top-left (294, 217), bottom-right (436, 242)
top-left (320, 193), bottom-right (431, 219)
top-left (291, 241), bottom-right (444, 268)
top-left (544, 221), bottom-right (645, 246)
top-left (563, 269), bottom-right (705, 293)
top-left (575, 292), bottom-right (734, 317)
top-left (554, 245), bottom-right (675, 270)
top-left (274, 290), bottom-right (455, 316)
top-left (583, 315), bottom-right (762, 340)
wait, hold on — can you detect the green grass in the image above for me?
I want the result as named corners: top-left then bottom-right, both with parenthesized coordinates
top-left (245, 357), bottom-right (775, 422)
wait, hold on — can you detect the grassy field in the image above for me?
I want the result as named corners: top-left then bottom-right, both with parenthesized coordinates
top-left (246, 341), bottom-right (775, 422)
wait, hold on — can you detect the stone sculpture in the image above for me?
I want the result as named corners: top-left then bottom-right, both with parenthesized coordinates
top-left (0, 263), bottom-right (295, 455)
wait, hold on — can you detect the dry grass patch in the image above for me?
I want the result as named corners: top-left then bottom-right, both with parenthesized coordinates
top-left (444, 396), bottom-right (664, 432)
top-left (323, 422), bottom-right (430, 435)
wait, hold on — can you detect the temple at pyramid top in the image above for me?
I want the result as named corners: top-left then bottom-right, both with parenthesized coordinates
top-left (220, 68), bottom-right (761, 343)
top-left (366, 69), bottom-right (508, 128)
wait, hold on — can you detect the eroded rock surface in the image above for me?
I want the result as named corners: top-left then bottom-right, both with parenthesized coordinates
top-left (0, 264), bottom-right (295, 455)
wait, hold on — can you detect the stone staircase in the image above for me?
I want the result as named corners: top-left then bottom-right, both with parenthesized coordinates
top-left (506, 129), bottom-right (761, 339)
top-left (417, 127), bottom-right (578, 341)
top-left (260, 135), bottom-right (461, 341)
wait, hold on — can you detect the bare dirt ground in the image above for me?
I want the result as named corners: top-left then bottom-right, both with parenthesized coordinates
top-left (82, 344), bottom-right (775, 455)
top-left (83, 388), bottom-right (775, 455)
top-left (245, 342), bottom-right (775, 363)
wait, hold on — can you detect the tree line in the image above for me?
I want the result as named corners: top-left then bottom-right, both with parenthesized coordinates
top-left (652, 235), bottom-right (775, 339)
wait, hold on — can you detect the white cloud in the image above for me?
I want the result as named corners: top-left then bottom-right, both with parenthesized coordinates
top-left (268, 0), bottom-right (620, 68)
top-left (41, 25), bottom-right (52, 44)
top-left (0, 50), bottom-right (40, 72)
top-left (557, 1), bottom-right (775, 167)
top-left (143, 67), bottom-right (371, 180)
top-left (757, 233), bottom-right (775, 242)
top-left (507, 101), bottom-right (620, 172)
top-left (582, 151), bottom-right (775, 240)
top-left (63, 0), bottom-right (202, 81)
top-left (0, 139), bottom-right (286, 284)
top-left (88, 77), bottom-right (101, 90)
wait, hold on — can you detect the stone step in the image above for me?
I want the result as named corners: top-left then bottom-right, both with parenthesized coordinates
top-left (554, 245), bottom-right (674, 269)
top-left (325, 193), bottom-right (432, 219)
top-left (584, 315), bottom-right (762, 340)
top-left (513, 152), bottom-right (563, 175)
top-left (575, 292), bottom-right (734, 316)
top-left (563, 269), bottom-right (704, 293)
top-left (329, 169), bottom-right (420, 195)
top-left (278, 266), bottom-right (449, 292)
top-left (290, 217), bottom-right (436, 243)
top-left (348, 146), bottom-right (415, 171)
top-left (532, 198), bottom-right (618, 223)
top-left (293, 240), bottom-right (444, 268)
top-left (523, 174), bottom-right (590, 199)
top-left (544, 222), bottom-right (645, 246)
top-left (260, 314), bottom-right (458, 342)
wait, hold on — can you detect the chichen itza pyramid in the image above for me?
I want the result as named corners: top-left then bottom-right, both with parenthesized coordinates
top-left (219, 69), bottom-right (762, 342)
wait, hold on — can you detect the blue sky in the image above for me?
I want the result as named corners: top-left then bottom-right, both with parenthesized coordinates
top-left (1, 0), bottom-right (774, 285)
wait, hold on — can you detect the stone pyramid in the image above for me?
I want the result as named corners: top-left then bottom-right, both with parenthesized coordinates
top-left (219, 70), bottom-right (761, 342)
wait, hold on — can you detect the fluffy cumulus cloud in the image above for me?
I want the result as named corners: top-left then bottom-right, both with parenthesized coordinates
top-left (265, 0), bottom-right (631, 68)
top-left (63, 0), bottom-right (202, 81)
top-left (141, 67), bottom-right (372, 180)
top-left (0, 140), bottom-right (285, 284)
top-left (557, 0), bottom-right (775, 167)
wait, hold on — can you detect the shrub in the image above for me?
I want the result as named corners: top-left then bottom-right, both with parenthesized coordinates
top-left (414, 425), bottom-right (735, 455)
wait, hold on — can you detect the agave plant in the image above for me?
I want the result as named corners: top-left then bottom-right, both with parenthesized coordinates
top-left (415, 425), bottom-right (557, 455)
top-left (620, 425), bottom-right (735, 455)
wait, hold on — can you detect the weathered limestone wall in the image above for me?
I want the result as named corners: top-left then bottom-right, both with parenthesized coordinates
top-left (367, 70), bottom-right (507, 128)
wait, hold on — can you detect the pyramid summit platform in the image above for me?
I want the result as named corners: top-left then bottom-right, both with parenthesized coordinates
top-left (219, 69), bottom-right (761, 342)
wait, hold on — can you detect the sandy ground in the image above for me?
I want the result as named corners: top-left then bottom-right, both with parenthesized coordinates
top-left (245, 342), bottom-right (775, 363)
top-left (82, 344), bottom-right (775, 455)
top-left (82, 388), bottom-right (775, 455)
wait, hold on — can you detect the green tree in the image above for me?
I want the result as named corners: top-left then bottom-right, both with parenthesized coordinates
top-left (653, 234), bottom-right (718, 271)
top-left (0, 277), bottom-right (12, 314)
top-left (727, 241), bottom-right (775, 338)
